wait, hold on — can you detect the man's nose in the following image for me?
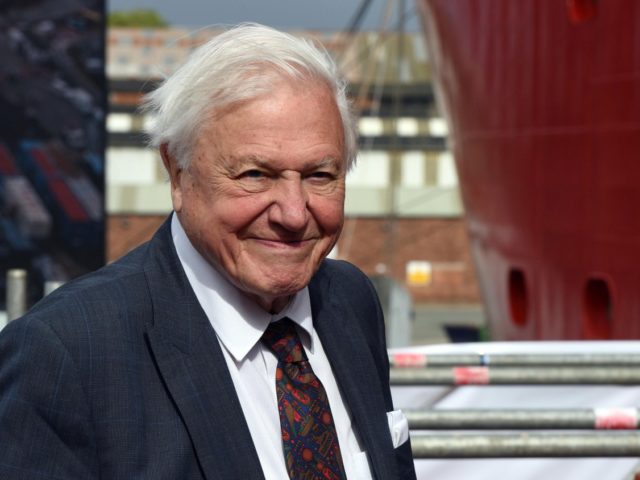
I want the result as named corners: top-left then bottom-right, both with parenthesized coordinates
top-left (268, 178), bottom-right (309, 231)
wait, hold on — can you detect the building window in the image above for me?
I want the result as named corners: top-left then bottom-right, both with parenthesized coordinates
top-left (401, 151), bottom-right (425, 187)
top-left (358, 117), bottom-right (384, 136)
top-left (107, 113), bottom-right (132, 133)
top-left (397, 117), bottom-right (420, 137)
top-left (347, 150), bottom-right (389, 187)
top-left (437, 151), bottom-right (458, 187)
top-left (428, 117), bottom-right (448, 137)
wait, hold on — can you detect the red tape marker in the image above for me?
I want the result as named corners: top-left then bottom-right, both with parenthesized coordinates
top-left (392, 353), bottom-right (428, 368)
top-left (594, 408), bottom-right (637, 430)
top-left (453, 366), bottom-right (490, 385)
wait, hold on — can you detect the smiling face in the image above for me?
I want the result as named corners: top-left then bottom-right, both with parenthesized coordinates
top-left (163, 79), bottom-right (346, 313)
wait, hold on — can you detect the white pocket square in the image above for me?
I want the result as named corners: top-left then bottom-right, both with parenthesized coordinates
top-left (386, 409), bottom-right (409, 448)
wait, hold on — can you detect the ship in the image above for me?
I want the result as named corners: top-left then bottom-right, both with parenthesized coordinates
top-left (417, 0), bottom-right (640, 340)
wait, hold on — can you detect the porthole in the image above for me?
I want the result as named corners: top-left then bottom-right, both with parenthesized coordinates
top-left (583, 277), bottom-right (613, 339)
top-left (508, 268), bottom-right (528, 327)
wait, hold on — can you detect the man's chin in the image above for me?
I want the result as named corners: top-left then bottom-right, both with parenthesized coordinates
top-left (240, 271), bottom-right (314, 309)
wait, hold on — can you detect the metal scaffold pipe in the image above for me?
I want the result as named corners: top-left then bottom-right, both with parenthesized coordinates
top-left (6, 269), bottom-right (27, 322)
top-left (390, 366), bottom-right (640, 385)
top-left (390, 351), bottom-right (640, 367)
top-left (410, 432), bottom-right (640, 458)
top-left (406, 408), bottom-right (639, 430)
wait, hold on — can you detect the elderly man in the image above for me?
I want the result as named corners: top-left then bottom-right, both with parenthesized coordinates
top-left (0, 24), bottom-right (416, 479)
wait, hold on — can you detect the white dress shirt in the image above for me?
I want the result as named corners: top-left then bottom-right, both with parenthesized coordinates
top-left (171, 216), bottom-right (373, 479)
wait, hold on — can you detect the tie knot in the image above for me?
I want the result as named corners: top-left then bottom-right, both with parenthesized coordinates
top-left (261, 318), bottom-right (307, 364)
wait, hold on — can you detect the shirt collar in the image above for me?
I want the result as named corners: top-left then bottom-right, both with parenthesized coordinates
top-left (170, 214), bottom-right (315, 362)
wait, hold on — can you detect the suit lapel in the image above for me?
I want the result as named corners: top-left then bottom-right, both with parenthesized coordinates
top-left (143, 221), bottom-right (265, 480)
top-left (310, 271), bottom-right (398, 480)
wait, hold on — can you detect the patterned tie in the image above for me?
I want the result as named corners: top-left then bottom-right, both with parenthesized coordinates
top-left (261, 318), bottom-right (347, 480)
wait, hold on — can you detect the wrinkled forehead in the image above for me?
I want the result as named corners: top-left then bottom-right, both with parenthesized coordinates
top-left (202, 78), bottom-right (344, 149)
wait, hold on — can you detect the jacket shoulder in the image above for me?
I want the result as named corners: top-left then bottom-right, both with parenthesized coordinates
top-left (10, 239), bottom-right (154, 343)
top-left (311, 259), bottom-right (385, 350)
top-left (315, 258), bottom-right (371, 290)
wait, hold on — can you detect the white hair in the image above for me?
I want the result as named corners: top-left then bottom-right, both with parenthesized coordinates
top-left (143, 23), bottom-right (357, 171)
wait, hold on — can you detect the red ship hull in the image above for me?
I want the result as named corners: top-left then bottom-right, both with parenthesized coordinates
top-left (418, 0), bottom-right (640, 339)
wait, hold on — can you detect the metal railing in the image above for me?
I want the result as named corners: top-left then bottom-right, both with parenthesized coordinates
top-left (393, 350), bottom-right (640, 458)
top-left (406, 408), bottom-right (639, 430)
top-left (390, 351), bottom-right (640, 367)
top-left (390, 366), bottom-right (640, 385)
top-left (410, 432), bottom-right (640, 458)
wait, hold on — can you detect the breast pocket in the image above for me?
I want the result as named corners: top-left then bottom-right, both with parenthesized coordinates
top-left (386, 409), bottom-right (409, 448)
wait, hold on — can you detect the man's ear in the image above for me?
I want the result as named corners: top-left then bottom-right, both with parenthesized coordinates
top-left (160, 143), bottom-right (183, 212)
top-left (160, 143), bottom-right (178, 179)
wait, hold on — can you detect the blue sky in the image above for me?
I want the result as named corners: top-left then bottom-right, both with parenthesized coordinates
top-left (108, 0), bottom-right (419, 31)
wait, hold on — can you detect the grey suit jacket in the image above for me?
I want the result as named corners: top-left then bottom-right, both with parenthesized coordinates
top-left (0, 217), bottom-right (416, 479)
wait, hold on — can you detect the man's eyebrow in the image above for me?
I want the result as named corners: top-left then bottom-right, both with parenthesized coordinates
top-left (225, 155), bottom-right (344, 170)
top-left (314, 156), bottom-right (343, 169)
top-left (299, 156), bottom-right (345, 173)
top-left (221, 155), bottom-right (269, 171)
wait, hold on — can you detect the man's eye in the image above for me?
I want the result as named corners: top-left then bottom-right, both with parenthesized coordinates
top-left (240, 170), bottom-right (265, 179)
top-left (309, 171), bottom-right (334, 180)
